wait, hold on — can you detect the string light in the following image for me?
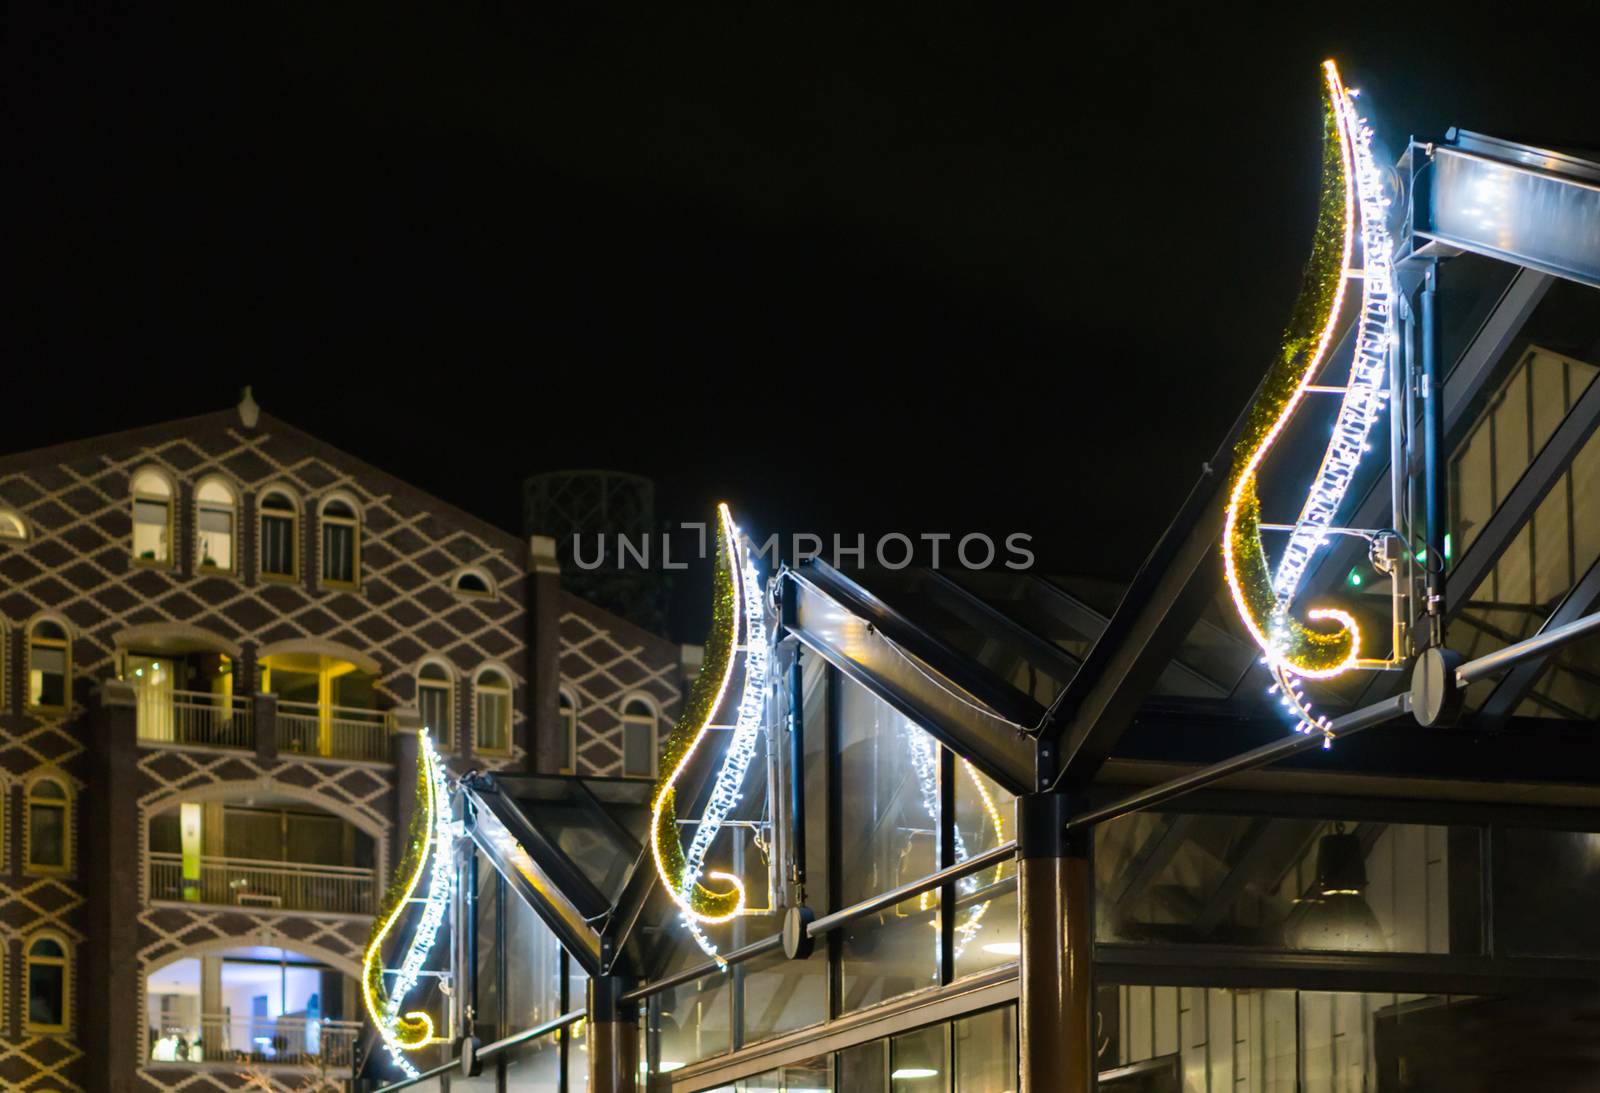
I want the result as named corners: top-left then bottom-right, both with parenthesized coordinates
top-left (1222, 59), bottom-right (1397, 737)
top-left (650, 504), bottom-right (769, 946)
top-left (361, 730), bottom-right (455, 1078)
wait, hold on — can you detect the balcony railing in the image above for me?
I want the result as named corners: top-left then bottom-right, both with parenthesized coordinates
top-left (148, 1015), bottom-right (362, 1071)
top-left (149, 851), bottom-right (377, 915)
top-left (136, 687), bottom-right (254, 750)
top-left (278, 700), bottom-right (392, 762)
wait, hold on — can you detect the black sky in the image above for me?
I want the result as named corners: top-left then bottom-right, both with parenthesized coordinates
top-left (7, 4), bottom-right (1597, 611)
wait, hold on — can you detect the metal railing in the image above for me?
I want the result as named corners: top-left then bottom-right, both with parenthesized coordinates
top-left (149, 1015), bottom-right (362, 1070)
top-left (149, 851), bottom-right (376, 915)
top-left (136, 687), bottom-right (254, 750)
top-left (278, 700), bottom-right (393, 761)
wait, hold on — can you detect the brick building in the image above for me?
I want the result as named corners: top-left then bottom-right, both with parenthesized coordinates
top-left (0, 393), bottom-right (685, 1092)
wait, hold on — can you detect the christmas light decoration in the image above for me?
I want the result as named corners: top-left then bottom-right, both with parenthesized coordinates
top-left (361, 729), bottom-right (455, 1078)
top-left (1222, 60), bottom-right (1397, 737)
top-left (651, 505), bottom-right (769, 948)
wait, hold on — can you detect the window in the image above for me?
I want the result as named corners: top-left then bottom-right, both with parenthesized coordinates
top-left (474, 669), bottom-right (512, 755)
top-left (25, 934), bottom-right (70, 1033)
top-left (454, 569), bottom-right (494, 597)
top-left (131, 467), bottom-right (174, 564)
top-left (26, 774), bottom-right (72, 873)
top-left (27, 618), bottom-right (70, 710)
top-left (194, 477), bottom-right (237, 572)
top-left (620, 697), bottom-right (657, 779)
top-left (259, 488), bottom-right (299, 580)
top-left (319, 496), bottom-right (360, 587)
top-left (0, 509), bottom-right (26, 540)
top-left (418, 661), bottom-right (455, 747)
top-left (558, 688), bottom-right (578, 774)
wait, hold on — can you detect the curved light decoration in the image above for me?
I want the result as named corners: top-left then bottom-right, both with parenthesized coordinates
top-left (1222, 60), bottom-right (1395, 739)
top-left (362, 729), bottom-right (455, 1079)
top-left (651, 504), bottom-right (769, 958)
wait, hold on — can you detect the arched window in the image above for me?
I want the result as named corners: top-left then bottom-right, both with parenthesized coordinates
top-left (24, 933), bottom-right (71, 1033)
top-left (0, 509), bottom-right (27, 541)
top-left (25, 773), bottom-right (72, 873)
top-left (319, 495), bottom-right (360, 587)
top-left (258, 487), bottom-right (300, 580)
top-left (558, 688), bottom-right (578, 774)
top-left (194, 477), bottom-right (237, 572)
top-left (417, 660), bottom-right (455, 747)
top-left (453, 568), bottom-right (494, 597)
top-left (620, 696), bottom-right (658, 779)
top-left (474, 668), bottom-right (512, 756)
top-left (27, 618), bottom-right (70, 711)
top-left (131, 467), bottom-right (174, 565)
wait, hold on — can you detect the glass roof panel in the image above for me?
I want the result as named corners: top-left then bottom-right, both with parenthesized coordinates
top-left (484, 773), bottom-right (652, 905)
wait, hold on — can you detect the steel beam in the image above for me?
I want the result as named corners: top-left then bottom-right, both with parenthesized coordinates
top-left (1479, 551), bottom-right (1600, 723)
top-left (1447, 370), bottom-right (1600, 616)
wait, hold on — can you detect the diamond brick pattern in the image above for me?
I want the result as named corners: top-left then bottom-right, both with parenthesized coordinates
top-left (560, 605), bottom-right (680, 777)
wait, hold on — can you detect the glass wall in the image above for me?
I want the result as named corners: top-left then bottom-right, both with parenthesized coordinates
top-left (1096, 812), bottom-right (1481, 954)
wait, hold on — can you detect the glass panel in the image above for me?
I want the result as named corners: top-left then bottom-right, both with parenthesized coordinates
top-left (476, 853), bottom-right (503, 1041)
top-left (133, 498), bottom-right (170, 561)
top-left (197, 505), bottom-right (233, 569)
top-left (28, 962), bottom-right (65, 1026)
top-left (622, 720), bottom-right (654, 777)
top-left (29, 804), bottom-right (65, 867)
top-left (419, 682), bottom-right (453, 743)
top-left (740, 947), bottom-right (826, 1046)
top-left (954, 1006), bottom-right (1016, 1091)
top-left (478, 690), bottom-right (511, 753)
top-left (952, 760), bottom-right (1017, 978)
top-left (322, 521), bottom-right (355, 583)
top-left (838, 676), bottom-right (941, 1010)
top-left (30, 645), bottom-right (66, 707)
top-left (1096, 813), bottom-right (1481, 954)
top-left (889, 1024), bottom-right (947, 1090)
top-left (505, 883), bottom-right (563, 1030)
top-left (504, 1033), bottom-right (561, 1091)
top-left (1496, 827), bottom-right (1600, 958)
top-left (261, 514), bottom-right (295, 575)
top-left (655, 967), bottom-right (732, 1070)
top-left (838, 1038), bottom-right (888, 1093)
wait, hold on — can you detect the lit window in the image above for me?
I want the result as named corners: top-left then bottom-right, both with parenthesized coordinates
top-left (559, 688), bottom-right (577, 774)
top-left (259, 488), bottom-right (299, 580)
top-left (24, 934), bottom-right (71, 1032)
top-left (621, 697), bottom-right (657, 779)
top-left (27, 619), bottom-right (70, 710)
top-left (26, 774), bottom-right (71, 873)
top-left (320, 497), bottom-right (360, 587)
top-left (454, 569), bottom-right (493, 597)
top-left (474, 669), bottom-right (512, 755)
top-left (418, 661), bottom-right (455, 747)
top-left (195, 477), bottom-right (237, 572)
top-left (131, 468), bottom-right (173, 564)
top-left (0, 510), bottom-right (26, 540)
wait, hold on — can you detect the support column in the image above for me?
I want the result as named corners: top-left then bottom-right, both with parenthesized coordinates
top-left (528, 535), bottom-right (562, 773)
top-left (1017, 792), bottom-right (1093, 1093)
top-left (587, 976), bottom-right (639, 1093)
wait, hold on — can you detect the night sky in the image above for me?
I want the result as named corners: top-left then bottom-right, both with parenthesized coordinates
top-left (7, 5), bottom-right (1596, 632)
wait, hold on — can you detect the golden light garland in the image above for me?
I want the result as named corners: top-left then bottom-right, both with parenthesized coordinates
top-left (1221, 60), bottom-right (1362, 681)
top-left (649, 503), bottom-right (749, 924)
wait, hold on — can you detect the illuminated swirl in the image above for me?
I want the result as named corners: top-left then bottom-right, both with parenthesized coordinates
top-left (1223, 60), bottom-right (1363, 682)
top-left (362, 730), bottom-right (454, 1077)
top-left (651, 504), bottom-right (750, 923)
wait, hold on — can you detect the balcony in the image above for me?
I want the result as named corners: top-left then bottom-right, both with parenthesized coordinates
top-left (149, 852), bottom-right (377, 916)
top-left (148, 1014), bottom-right (361, 1072)
top-left (277, 699), bottom-right (392, 762)
top-left (136, 687), bottom-right (254, 749)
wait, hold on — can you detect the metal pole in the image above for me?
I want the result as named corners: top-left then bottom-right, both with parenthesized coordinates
top-left (1017, 792), bottom-right (1094, 1093)
top-left (1066, 694), bottom-right (1411, 832)
top-left (1456, 609), bottom-right (1600, 685)
top-left (1421, 260), bottom-right (1446, 646)
top-left (587, 976), bottom-right (640, 1093)
top-left (1389, 294), bottom-right (1410, 660)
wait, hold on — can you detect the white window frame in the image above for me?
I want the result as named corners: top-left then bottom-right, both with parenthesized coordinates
top-left (472, 665), bottom-right (514, 757)
top-left (25, 614), bottom-right (72, 713)
top-left (451, 566), bottom-right (496, 599)
top-left (23, 770), bottom-right (73, 876)
top-left (558, 686), bottom-right (579, 774)
top-left (0, 508), bottom-right (28, 541)
top-left (23, 930), bottom-right (73, 1034)
top-left (416, 658), bottom-right (457, 748)
top-left (317, 493), bottom-right (362, 589)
